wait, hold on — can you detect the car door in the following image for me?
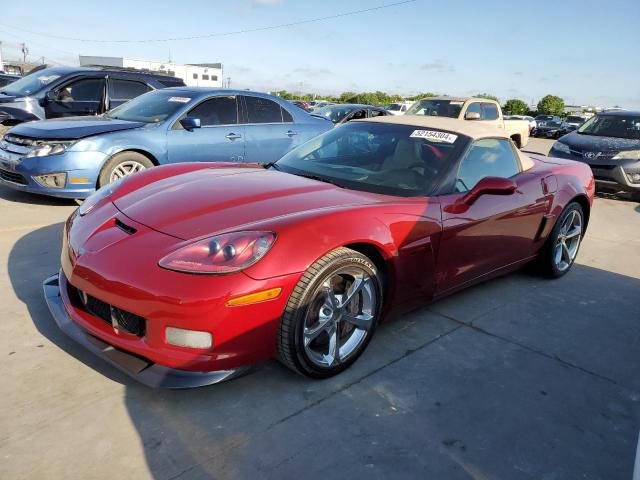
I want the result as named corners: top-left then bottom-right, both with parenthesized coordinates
top-left (44, 76), bottom-right (106, 118)
top-left (435, 138), bottom-right (547, 294)
top-left (240, 95), bottom-right (300, 163)
top-left (166, 95), bottom-right (245, 163)
top-left (106, 77), bottom-right (151, 110)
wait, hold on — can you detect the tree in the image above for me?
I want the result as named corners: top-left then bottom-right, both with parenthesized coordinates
top-left (476, 93), bottom-right (499, 102)
top-left (537, 95), bottom-right (565, 115)
top-left (503, 98), bottom-right (529, 115)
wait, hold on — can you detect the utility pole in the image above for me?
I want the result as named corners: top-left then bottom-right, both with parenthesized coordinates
top-left (21, 43), bottom-right (29, 63)
top-left (226, 76), bottom-right (231, 88)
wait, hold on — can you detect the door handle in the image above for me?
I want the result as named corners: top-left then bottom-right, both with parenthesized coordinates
top-left (225, 133), bottom-right (242, 140)
top-left (285, 130), bottom-right (298, 137)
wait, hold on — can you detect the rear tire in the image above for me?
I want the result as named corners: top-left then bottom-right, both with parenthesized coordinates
top-left (98, 151), bottom-right (154, 188)
top-left (537, 202), bottom-right (584, 278)
top-left (277, 247), bottom-right (383, 378)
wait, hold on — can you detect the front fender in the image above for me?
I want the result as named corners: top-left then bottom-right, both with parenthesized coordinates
top-left (243, 199), bottom-right (443, 307)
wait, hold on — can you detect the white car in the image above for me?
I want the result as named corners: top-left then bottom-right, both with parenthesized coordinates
top-left (385, 101), bottom-right (415, 116)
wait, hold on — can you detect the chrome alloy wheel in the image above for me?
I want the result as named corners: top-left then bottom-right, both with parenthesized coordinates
top-left (303, 267), bottom-right (377, 368)
top-left (553, 209), bottom-right (583, 272)
top-left (109, 160), bottom-right (147, 182)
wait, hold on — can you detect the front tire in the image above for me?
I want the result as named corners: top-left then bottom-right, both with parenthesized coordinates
top-left (277, 247), bottom-right (383, 378)
top-left (538, 202), bottom-right (584, 278)
top-left (98, 151), bottom-right (154, 188)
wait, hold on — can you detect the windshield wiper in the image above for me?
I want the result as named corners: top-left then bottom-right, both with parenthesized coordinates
top-left (294, 172), bottom-right (345, 188)
top-left (261, 162), bottom-right (281, 171)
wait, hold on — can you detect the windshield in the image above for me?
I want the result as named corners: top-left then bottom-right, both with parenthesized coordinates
top-left (312, 105), bottom-right (357, 123)
top-left (386, 103), bottom-right (402, 111)
top-left (405, 99), bottom-right (463, 118)
top-left (577, 115), bottom-right (640, 139)
top-left (535, 115), bottom-right (555, 121)
top-left (276, 122), bottom-right (467, 197)
top-left (545, 121), bottom-right (562, 127)
top-left (106, 90), bottom-right (192, 123)
top-left (566, 116), bottom-right (585, 123)
top-left (0, 70), bottom-right (61, 96)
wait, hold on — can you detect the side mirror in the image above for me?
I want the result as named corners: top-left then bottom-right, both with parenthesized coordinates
top-left (463, 176), bottom-right (517, 205)
top-left (180, 117), bottom-right (201, 130)
top-left (44, 90), bottom-right (57, 102)
top-left (464, 111), bottom-right (481, 120)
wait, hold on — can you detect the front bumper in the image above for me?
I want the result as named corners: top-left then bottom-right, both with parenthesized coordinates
top-left (0, 149), bottom-right (107, 199)
top-left (550, 147), bottom-right (640, 193)
top-left (43, 273), bottom-right (248, 388)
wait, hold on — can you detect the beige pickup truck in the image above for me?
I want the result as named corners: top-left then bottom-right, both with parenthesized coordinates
top-left (405, 97), bottom-right (529, 148)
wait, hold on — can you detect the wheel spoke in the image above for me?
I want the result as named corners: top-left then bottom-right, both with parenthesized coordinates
top-left (565, 226), bottom-right (581, 239)
top-left (342, 312), bottom-right (373, 331)
top-left (321, 281), bottom-right (338, 308)
top-left (323, 323), bottom-right (339, 367)
top-left (554, 243), bottom-right (563, 265)
top-left (340, 275), bottom-right (367, 308)
top-left (561, 242), bottom-right (571, 263)
top-left (304, 317), bottom-right (333, 346)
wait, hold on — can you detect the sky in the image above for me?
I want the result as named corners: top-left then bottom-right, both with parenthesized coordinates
top-left (0, 0), bottom-right (639, 108)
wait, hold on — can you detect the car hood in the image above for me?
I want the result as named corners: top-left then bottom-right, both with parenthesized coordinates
top-left (8, 116), bottom-right (146, 140)
top-left (114, 167), bottom-right (383, 240)
top-left (560, 131), bottom-right (640, 152)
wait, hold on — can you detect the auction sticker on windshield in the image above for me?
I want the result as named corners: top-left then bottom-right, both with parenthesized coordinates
top-left (168, 97), bottom-right (191, 103)
top-left (410, 130), bottom-right (458, 143)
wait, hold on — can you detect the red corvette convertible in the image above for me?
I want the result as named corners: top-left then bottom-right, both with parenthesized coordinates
top-left (44, 116), bottom-right (594, 388)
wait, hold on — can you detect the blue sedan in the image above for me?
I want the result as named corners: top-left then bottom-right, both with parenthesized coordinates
top-left (0, 88), bottom-right (332, 199)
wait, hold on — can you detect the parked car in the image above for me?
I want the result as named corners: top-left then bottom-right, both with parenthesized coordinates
top-left (549, 111), bottom-right (640, 201)
top-left (535, 115), bottom-right (562, 124)
top-left (532, 120), bottom-right (572, 139)
top-left (311, 103), bottom-right (390, 125)
top-left (308, 100), bottom-right (334, 111)
top-left (385, 101), bottom-right (414, 116)
top-left (406, 96), bottom-right (530, 148)
top-left (0, 66), bottom-right (185, 128)
top-left (43, 116), bottom-right (593, 387)
top-left (289, 100), bottom-right (309, 111)
top-left (565, 115), bottom-right (587, 131)
top-left (0, 73), bottom-right (20, 88)
top-left (0, 88), bottom-right (332, 199)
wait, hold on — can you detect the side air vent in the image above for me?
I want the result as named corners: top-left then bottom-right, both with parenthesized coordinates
top-left (115, 218), bottom-right (137, 235)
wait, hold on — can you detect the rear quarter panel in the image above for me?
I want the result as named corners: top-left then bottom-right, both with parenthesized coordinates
top-left (526, 153), bottom-right (595, 237)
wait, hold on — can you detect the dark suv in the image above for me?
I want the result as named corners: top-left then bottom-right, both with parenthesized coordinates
top-left (0, 66), bottom-right (185, 127)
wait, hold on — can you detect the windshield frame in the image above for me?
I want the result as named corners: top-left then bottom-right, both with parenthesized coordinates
top-left (275, 121), bottom-right (471, 198)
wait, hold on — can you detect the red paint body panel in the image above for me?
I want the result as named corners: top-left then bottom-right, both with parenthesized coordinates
top-left (57, 155), bottom-right (594, 374)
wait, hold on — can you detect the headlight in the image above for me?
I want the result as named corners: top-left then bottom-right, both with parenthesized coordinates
top-left (612, 150), bottom-right (640, 160)
top-left (25, 141), bottom-right (73, 158)
top-left (159, 231), bottom-right (276, 275)
top-left (78, 176), bottom-right (126, 216)
top-left (552, 141), bottom-right (571, 154)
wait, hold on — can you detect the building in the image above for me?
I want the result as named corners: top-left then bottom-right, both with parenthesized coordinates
top-left (79, 56), bottom-right (223, 87)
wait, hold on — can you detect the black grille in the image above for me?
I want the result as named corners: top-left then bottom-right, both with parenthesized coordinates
top-left (72, 285), bottom-right (146, 337)
top-left (0, 168), bottom-right (27, 185)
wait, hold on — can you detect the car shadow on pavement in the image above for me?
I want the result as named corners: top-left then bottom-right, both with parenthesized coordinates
top-left (8, 222), bottom-right (640, 479)
top-left (0, 184), bottom-right (77, 206)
